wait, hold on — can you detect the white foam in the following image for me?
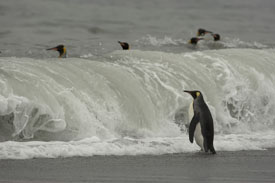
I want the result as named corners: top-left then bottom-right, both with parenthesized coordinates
top-left (80, 53), bottom-right (94, 58)
top-left (137, 34), bottom-right (184, 46)
top-left (0, 94), bottom-right (66, 138)
top-left (222, 38), bottom-right (268, 49)
top-left (136, 35), bottom-right (269, 51)
top-left (0, 48), bottom-right (275, 159)
top-left (0, 131), bottom-right (274, 159)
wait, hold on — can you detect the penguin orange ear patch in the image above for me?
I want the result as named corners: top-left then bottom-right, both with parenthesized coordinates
top-left (196, 92), bottom-right (200, 97)
top-left (63, 47), bottom-right (66, 54)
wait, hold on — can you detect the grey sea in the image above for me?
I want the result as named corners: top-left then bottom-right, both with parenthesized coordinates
top-left (0, 0), bottom-right (275, 182)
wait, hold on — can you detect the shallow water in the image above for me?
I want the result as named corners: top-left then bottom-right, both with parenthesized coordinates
top-left (0, 0), bottom-right (275, 159)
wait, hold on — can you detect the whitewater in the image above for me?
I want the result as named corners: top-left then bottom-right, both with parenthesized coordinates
top-left (0, 48), bottom-right (275, 159)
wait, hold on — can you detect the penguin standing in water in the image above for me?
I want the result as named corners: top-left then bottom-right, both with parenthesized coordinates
top-left (118, 41), bottom-right (130, 50)
top-left (47, 44), bottom-right (67, 58)
top-left (184, 90), bottom-right (216, 154)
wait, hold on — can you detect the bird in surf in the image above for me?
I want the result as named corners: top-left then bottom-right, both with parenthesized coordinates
top-left (118, 41), bottom-right (130, 50)
top-left (47, 45), bottom-right (67, 58)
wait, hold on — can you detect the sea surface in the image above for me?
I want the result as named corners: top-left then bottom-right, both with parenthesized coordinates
top-left (0, 0), bottom-right (275, 159)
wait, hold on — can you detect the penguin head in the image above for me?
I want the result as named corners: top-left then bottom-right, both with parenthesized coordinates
top-left (118, 41), bottom-right (130, 50)
top-left (197, 28), bottom-right (212, 36)
top-left (184, 90), bottom-right (202, 99)
top-left (188, 37), bottom-right (203, 45)
top-left (212, 34), bottom-right (220, 41)
top-left (47, 44), bottom-right (67, 58)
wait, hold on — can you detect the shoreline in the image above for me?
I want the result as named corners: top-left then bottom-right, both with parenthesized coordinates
top-left (0, 149), bottom-right (275, 183)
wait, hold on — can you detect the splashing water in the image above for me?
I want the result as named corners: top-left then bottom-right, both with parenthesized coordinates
top-left (0, 48), bottom-right (275, 159)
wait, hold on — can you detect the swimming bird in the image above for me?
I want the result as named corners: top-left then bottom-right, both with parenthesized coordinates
top-left (47, 45), bottom-right (67, 58)
top-left (197, 28), bottom-right (213, 37)
top-left (184, 90), bottom-right (216, 154)
top-left (211, 34), bottom-right (220, 41)
top-left (189, 37), bottom-right (204, 45)
top-left (118, 41), bottom-right (130, 50)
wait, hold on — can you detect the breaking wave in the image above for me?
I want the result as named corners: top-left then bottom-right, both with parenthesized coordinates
top-left (0, 48), bottom-right (275, 159)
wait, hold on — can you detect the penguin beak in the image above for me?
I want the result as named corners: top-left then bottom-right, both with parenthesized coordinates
top-left (47, 47), bottom-right (58, 51)
top-left (184, 90), bottom-right (196, 96)
top-left (184, 90), bottom-right (197, 99)
top-left (118, 42), bottom-right (124, 47)
top-left (188, 40), bottom-right (191, 44)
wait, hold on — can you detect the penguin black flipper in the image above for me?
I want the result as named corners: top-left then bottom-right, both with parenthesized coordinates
top-left (189, 113), bottom-right (200, 143)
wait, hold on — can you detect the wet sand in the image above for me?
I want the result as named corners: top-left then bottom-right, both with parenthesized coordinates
top-left (0, 149), bottom-right (274, 183)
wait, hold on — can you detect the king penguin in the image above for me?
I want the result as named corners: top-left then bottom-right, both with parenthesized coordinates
top-left (188, 37), bottom-right (204, 45)
top-left (197, 28), bottom-right (213, 36)
top-left (118, 41), bottom-right (130, 50)
top-left (184, 90), bottom-right (216, 154)
top-left (211, 33), bottom-right (220, 41)
top-left (47, 45), bottom-right (67, 58)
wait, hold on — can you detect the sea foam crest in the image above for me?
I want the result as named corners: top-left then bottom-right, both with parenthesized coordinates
top-left (0, 48), bottom-right (275, 159)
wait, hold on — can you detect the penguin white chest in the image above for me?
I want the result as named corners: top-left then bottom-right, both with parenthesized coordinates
top-left (189, 102), bottom-right (204, 151)
top-left (194, 123), bottom-right (204, 151)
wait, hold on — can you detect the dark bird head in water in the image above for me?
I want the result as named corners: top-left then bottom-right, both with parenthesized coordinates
top-left (212, 34), bottom-right (220, 41)
top-left (47, 44), bottom-right (66, 58)
top-left (197, 28), bottom-right (213, 36)
top-left (118, 41), bottom-right (130, 50)
top-left (184, 90), bottom-right (202, 99)
top-left (188, 37), bottom-right (203, 45)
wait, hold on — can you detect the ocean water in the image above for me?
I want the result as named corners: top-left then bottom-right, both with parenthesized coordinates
top-left (0, 0), bottom-right (275, 159)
